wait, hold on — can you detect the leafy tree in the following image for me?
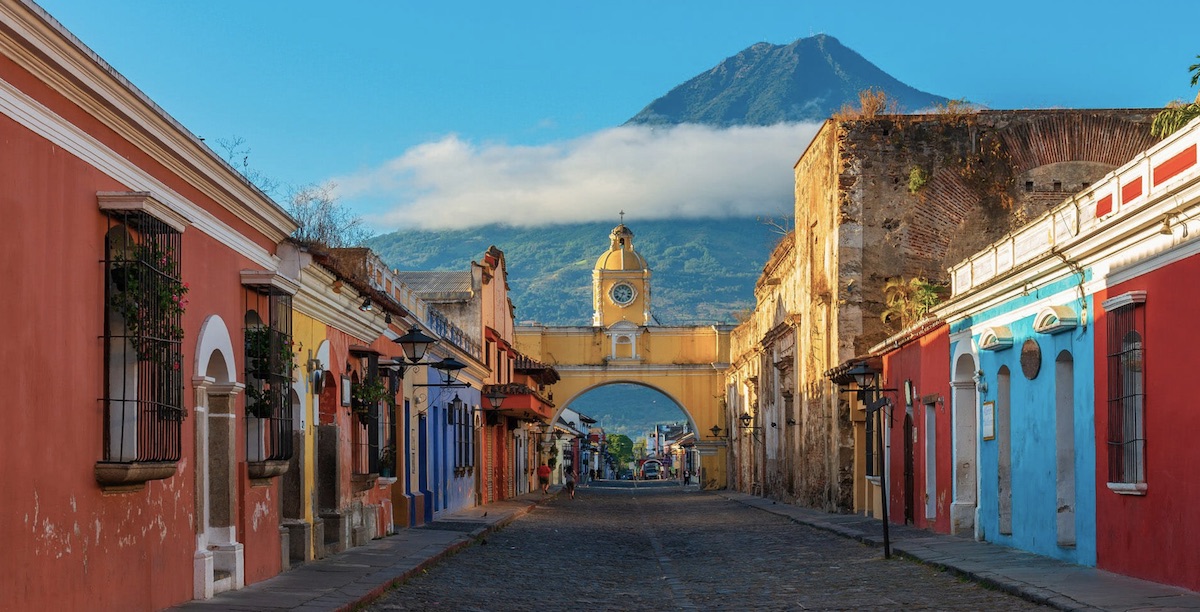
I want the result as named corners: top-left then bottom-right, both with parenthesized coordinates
top-left (880, 276), bottom-right (944, 328)
top-left (606, 434), bottom-right (634, 466)
top-left (632, 438), bottom-right (647, 460)
top-left (1151, 54), bottom-right (1200, 138)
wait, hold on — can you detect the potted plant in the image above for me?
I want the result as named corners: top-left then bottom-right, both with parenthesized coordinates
top-left (109, 242), bottom-right (188, 362)
top-left (244, 326), bottom-right (296, 380)
top-left (379, 444), bottom-right (396, 478)
top-left (351, 377), bottom-right (390, 425)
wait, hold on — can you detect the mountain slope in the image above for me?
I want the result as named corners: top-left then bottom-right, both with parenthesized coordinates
top-left (370, 35), bottom-right (949, 325)
top-left (367, 218), bottom-right (780, 325)
top-left (626, 34), bottom-right (947, 126)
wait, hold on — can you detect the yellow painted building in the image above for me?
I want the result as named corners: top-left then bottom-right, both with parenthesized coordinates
top-left (515, 222), bottom-right (732, 489)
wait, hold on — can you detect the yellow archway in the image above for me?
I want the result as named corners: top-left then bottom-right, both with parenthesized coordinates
top-left (514, 323), bottom-right (731, 489)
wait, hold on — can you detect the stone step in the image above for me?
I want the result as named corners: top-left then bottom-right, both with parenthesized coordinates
top-left (213, 570), bottom-right (233, 595)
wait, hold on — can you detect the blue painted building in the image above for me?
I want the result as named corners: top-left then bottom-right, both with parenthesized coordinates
top-left (947, 271), bottom-right (1097, 565)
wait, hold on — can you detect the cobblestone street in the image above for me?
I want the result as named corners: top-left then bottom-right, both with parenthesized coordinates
top-left (369, 485), bottom-right (1050, 611)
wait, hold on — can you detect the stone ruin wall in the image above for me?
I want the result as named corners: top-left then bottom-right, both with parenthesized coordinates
top-left (840, 109), bottom-right (1158, 356)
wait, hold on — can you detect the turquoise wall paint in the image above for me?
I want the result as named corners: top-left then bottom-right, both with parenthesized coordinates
top-left (949, 272), bottom-right (1090, 336)
top-left (972, 292), bottom-right (1096, 566)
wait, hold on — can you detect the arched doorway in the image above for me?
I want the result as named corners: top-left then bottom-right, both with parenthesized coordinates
top-left (191, 315), bottom-right (242, 599)
top-left (1055, 351), bottom-right (1075, 547)
top-left (951, 352), bottom-right (979, 538)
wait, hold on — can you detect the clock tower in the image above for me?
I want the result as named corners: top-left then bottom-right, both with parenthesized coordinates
top-left (593, 219), bottom-right (651, 327)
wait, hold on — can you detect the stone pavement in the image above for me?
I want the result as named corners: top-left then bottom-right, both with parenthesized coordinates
top-left (170, 489), bottom-right (559, 612)
top-left (170, 487), bottom-right (1200, 612)
top-left (720, 491), bottom-right (1200, 611)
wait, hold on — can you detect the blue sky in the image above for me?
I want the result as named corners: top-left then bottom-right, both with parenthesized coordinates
top-left (35, 1), bottom-right (1200, 230)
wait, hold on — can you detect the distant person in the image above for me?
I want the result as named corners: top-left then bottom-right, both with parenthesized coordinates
top-left (537, 463), bottom-right (551, 494)
top-left (564, 470), bottom-right (576, 500)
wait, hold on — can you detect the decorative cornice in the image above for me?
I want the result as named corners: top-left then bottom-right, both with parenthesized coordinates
top-left (240, 269), bottom-right (301, 296)
top-left (1033, 305), bottom-right (1078, 335)
top-left (1102, 290), bottom-right (1147, 311)
top-left (292, 261), bottom-right (387, 342)
top-left (0, 2), bottom-right (297, 243)
top-left (979, 326), bottom-right (1014, 351)
top-left (98, 191), bottom-right (190, 233)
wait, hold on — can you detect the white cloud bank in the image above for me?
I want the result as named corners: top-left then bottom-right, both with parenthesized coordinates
top-left (333, 123), bottom-right (822, 231)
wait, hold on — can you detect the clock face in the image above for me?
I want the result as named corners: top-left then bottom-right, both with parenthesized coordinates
top-left (610, 282), bottom-right (635, 306)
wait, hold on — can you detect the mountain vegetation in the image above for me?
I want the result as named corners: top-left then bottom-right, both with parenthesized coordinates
top-left (366, 34), bottom-right (952, 433)
top-left (367, 218), bottom-right (781, 325)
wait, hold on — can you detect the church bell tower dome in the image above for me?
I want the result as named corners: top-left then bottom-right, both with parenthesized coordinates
top-left (592, 215), bottom-right (651, 327)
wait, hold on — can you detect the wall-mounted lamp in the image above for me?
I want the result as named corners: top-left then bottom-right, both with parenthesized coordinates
top-left (709, 425), bottom-right (724, 438)
top-left (738, 411), bottom-right (763, 431)
top-left (1160, 212), bottom-right (1190, 237)
top-left (384, 312), bottom-right (392, 325)
top-left (390, 326), bottom-right (469, 388)
top-left (359, 297), bottom-right (373, 312)
top-left (306, 355), bottom-right (325, 393)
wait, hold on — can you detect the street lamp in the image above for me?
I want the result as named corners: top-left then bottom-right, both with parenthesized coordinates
top-left (737, 411), bottom-right (762, 440)
top-left (709, 424), bottom-right (723, 438)
top-left (392, 326), bottom-right (471, 388)
top-left (844, 360), bottom-right (892, 559)
top-left (483, 386), bottom-right (508, 409)
top-left (394, 326), bottom-right (435, 364)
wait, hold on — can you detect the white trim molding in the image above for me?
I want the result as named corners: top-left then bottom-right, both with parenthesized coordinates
top-left (978, 326), bottom-right (1013, 351)
top-left (1102, 290), bottom-right (1147, 311)
top-left (1106, 482), bottom-right (1147, 496)
top-left (1033, 305), bottom-right (1079, 335)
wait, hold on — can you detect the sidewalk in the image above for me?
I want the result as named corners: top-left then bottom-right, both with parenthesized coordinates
top-left (720, 491), bottom-right (1200, 611)
top-left (171, 489), bottom-right (559, 612)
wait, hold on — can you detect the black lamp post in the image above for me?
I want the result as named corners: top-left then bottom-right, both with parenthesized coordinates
top-left (846, 361), bottom-right (892, 559)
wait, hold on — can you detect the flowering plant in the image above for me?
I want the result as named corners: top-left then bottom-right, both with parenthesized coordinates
top-left (351, 377), bottom-right (390, 424)
top-left (109, 242), bottom-right (188, 361)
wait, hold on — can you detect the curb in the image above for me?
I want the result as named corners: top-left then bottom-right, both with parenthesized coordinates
top-left (716, 493), bottom-right (1093, 612)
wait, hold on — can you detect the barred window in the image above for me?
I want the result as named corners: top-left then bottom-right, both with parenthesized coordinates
top-left (244, 289), bottom-right (294, 463)
top-left (1104, 291), bottom-right (1146, 491)
top-left (446, 395), bottom-right (475, 472)
top-left (350, 356), bottom-right (383, 476)
top-left (103, 213), bottom-right (186, 464)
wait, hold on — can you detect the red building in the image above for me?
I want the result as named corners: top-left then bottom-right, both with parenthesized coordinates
top-left (1091, 119), bottom-right (1200, 591)
top-left (877, 322), bottom-right (953, 534)
top-left (0, 1), bottom-right (300, 607)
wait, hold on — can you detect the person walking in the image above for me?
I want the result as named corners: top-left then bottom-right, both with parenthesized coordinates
top-left (564, 469), bottom-right (576, 500)
top-left (537, 462), bottom-right (551, 494)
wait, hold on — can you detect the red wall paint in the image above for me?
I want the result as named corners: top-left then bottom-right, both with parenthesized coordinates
top-left (0, 48), bottom-right (290, 605)
top-left (882, 324), bottom-right (952, 534)
top-left (1095, 255), bottom-right (1200, 591)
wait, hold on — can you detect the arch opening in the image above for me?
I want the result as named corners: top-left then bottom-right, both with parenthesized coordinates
top-left (554, 382), bottom-right (700, 484)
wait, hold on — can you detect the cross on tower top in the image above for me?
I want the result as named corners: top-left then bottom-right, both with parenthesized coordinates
top-left (619, 210), bottom-right (625, 223)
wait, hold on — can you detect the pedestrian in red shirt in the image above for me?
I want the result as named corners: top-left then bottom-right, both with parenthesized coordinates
top-left (537, 463), bottom-right (551, 494)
